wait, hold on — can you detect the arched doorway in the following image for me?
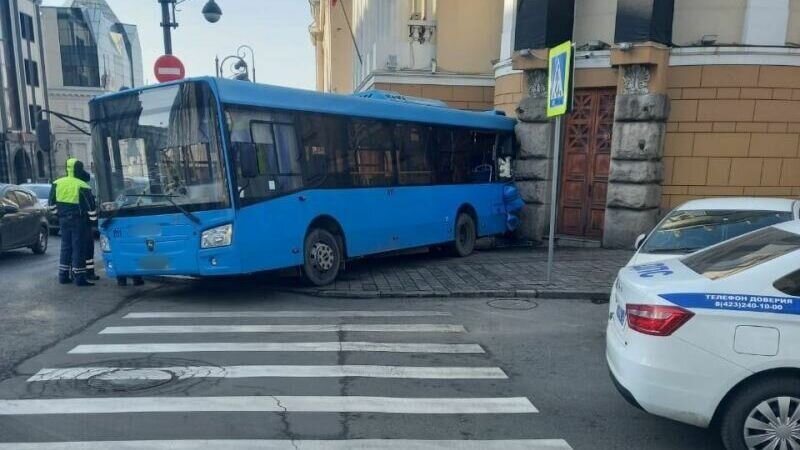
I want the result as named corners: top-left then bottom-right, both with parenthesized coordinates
top-left (13, 148), bottom-right (32, 184)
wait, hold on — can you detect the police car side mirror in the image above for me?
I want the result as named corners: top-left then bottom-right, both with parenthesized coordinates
top-left (634, 233), bottom-right (646, 250)
top-left (236, 143), bottom-right (259, 179)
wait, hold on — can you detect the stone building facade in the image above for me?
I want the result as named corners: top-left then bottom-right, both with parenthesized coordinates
top-left (504, 0), bottom-right (800, 248)
top-left (0, 0), bottom-right (51, 185)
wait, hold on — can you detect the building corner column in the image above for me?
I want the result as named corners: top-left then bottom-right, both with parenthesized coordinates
top-left (603, 44), bottom-right (670, 249)
top-left (513, 69), bottom-right (553, 243)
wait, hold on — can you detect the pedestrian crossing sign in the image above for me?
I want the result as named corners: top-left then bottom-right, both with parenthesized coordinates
top-left (547, 41), bottom-right (573, 118)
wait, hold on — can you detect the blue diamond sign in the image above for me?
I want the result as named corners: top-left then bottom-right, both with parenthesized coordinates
top-left (547, 41), bottom-right (573, 118)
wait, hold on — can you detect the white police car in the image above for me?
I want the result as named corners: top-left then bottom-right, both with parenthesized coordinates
top-left (628, 197), bottom-right (798, 267)
top-left (607, 221), bottom-right (800, 450)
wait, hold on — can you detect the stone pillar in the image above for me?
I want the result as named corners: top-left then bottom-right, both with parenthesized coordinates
top-left (513, 69), bottom-right (553, 243)
top-left (602, 63), bottom-right (669, 248)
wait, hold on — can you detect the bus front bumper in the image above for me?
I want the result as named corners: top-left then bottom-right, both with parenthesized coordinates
top-left (102, 244), bottom-right (242, 278)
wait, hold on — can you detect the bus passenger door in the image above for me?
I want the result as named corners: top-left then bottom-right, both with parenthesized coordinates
top-left (229, 110), bottom-right (304, 272)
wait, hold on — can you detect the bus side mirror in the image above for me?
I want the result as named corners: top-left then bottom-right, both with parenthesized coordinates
top-left (237, 143), bottom-right (259, 178)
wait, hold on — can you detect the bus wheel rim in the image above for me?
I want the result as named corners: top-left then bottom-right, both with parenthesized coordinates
top-left (743, 396), bottom-right (800, 449)
top-left (311, 242), bottom-right (335, 272)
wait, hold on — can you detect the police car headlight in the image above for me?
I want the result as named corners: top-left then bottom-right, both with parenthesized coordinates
top-left (201, 224), bottom-right (232, 249)
top-left (100, 235), bottom-right (111, 252)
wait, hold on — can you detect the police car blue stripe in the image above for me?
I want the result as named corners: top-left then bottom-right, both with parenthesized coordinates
top-left (660, 293), bottom-right (800, 315)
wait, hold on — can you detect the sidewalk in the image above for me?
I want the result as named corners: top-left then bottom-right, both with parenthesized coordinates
top-left (276, 246), bottom-right (633, 299)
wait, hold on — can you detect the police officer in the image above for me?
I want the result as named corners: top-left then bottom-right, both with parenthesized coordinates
top-left (76, 169), bottom-right (99, 281)
top-left (49, 158), bottom-right (96, 287)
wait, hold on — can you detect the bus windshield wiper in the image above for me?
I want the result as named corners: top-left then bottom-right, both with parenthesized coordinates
top-left (124, 194), bottom-right (202, 225)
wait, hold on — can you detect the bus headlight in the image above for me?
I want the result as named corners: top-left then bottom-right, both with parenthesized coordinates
top-left (201, 224), bottom-right (233, 249)
top-left (100, 235), bottom-right (111, 252)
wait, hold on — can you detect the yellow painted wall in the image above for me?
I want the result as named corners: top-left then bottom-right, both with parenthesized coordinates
top-left (788, 0), bottom-right (800, 45)
top-left (672, 0), bottom-right (746, 45)
top-left (436, 0), bottom-right (503, 74)
top-left (662, 65), bottom-right (800, 209)
top-left (324, 0), bottom-right (354, 93)
top-left (494, 73), bottom-right (524, 117)
top-left (573, 0), bottom-right (617, 45)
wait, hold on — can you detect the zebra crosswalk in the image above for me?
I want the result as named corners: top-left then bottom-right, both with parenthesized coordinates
top-left (0, 307), bottom-right (573, 449)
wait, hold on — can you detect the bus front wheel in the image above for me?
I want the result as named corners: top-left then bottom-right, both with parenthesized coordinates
top-left (302, 228), bottom-right (342, 286)
top-left (451, 213), bottom-right (476, 257)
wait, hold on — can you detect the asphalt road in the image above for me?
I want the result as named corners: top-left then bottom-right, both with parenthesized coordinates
top-left (0, 236), bottom-right (155, 380)
top-left (0, 256), bottom-right (723, 450)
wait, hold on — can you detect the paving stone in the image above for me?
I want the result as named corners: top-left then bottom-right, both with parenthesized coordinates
top-left (273, 247), bottom-right (632, 299)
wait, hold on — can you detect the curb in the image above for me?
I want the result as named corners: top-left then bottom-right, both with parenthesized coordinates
top-left (146, 276), bottom-right (611, 301)
top-left (275, 287), bottom-right (610, 300)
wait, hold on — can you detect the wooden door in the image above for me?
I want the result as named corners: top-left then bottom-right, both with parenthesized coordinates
top-left (557, 89), bottom-right (615, 239)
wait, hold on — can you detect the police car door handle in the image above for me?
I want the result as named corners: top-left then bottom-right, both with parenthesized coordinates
top-left (298, 195), bottom-right (307, 202)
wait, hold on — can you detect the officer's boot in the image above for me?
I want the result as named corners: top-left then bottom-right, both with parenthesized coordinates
top-left (58, 265), bottom-right (72, 284)
top-left (74, 272), bottom-right (95, 287)
top-left (117, 277), bottom-right (128, 287)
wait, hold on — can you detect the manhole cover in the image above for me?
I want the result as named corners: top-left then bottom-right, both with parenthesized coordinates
top-left (86, 368), bottom-right (176, 392)
top-left (26, 356), bottom-right (218, 397)
top-left (487, 299), bottom-right (538, 310)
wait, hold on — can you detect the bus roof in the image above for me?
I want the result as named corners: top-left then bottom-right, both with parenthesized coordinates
top-left (92, 77), bottom-right (517, 132)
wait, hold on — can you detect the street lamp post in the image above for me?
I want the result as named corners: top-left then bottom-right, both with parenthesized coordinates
top-left (237, 45), bottom-right (256, 83)
top-left (216, 46), bottom-right (255, 82)
top-left (158, 0), bottom-right (223, 55)
top-left (217, 55), bottom-right (249, 81)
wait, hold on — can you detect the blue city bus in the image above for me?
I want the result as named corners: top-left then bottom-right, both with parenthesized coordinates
top-left (91, 77), bottom-right (523, 285)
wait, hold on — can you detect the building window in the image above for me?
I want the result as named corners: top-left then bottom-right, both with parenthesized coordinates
top-left (24, 59), bottom-right (39, 87)
top-left (19, 13), bottom-right (35, 42)
top-left (57, 9), bottom-right (100, 87)
top-left (29, 104), bottom-right (41, 130)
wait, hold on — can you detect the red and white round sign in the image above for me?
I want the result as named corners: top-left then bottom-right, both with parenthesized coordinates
top-left (154, 55), bottom-right (186, 83)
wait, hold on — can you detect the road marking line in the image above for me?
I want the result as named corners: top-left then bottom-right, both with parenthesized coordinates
top-left (99, 324), bottom-right (466, 334)
top-left (0, 396), bottom-right (538, 414)
top-left (28, 365), bottom-right (508, 382)
top-left (68, 342), bottom-right (484, 354)
top-left (0, 440), bottom-right (572, 449)
top-left (124, 311), bottom-right (451, 319)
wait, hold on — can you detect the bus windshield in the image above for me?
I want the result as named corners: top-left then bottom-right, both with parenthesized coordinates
top-left (91, 81), bottom-right (229, 217)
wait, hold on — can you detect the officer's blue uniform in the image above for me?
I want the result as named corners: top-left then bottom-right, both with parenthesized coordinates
top-left (49, 158), bottom-right (96, 287)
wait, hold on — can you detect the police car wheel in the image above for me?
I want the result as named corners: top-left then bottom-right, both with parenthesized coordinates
top-left (31, 227), bottom-right (48, 255)
top-left (302, 228), bottom-right (341, 286)
top-left (720, 375), bottom-right (800, 450)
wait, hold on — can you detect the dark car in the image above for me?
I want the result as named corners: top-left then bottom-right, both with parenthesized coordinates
top-left (0, 184), bottom-right (49, 254)
top-left (21, 183), bottom-right (58, 233)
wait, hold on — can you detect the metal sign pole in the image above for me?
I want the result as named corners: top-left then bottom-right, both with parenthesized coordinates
top-left (545, 115), bottom-right (562, 284)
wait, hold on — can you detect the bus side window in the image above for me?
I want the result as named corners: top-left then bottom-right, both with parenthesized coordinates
top-left (396, 124), bottom-right (433, 186)
top-left (348, 119), bottom-right (395, 187)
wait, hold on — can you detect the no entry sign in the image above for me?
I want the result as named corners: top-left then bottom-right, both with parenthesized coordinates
top-left (154, 54), bottom-right (186, 83)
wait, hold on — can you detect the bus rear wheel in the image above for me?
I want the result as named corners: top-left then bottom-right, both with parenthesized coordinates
top-left (450, 212), bottom-right (476, 257)
top-left (302, 228), bottom-right (342, 286)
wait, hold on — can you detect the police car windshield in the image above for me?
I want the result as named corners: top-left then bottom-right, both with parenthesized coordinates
top-left (683, 227), bottom-right (800, 280)
top-left (91, 81), bottom-right (229, 217)
top-left (641, 209), bottom-right (792, 254)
